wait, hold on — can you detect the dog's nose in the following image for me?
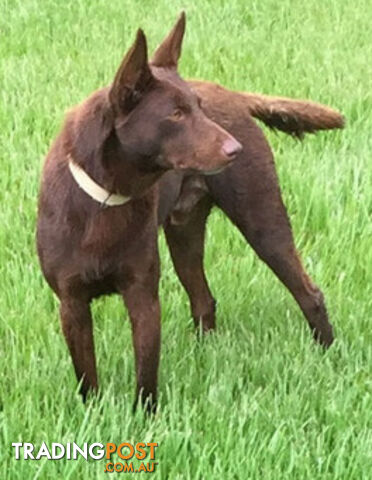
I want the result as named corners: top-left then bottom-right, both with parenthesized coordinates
top-left (222, 138), bottom-right (243, 159)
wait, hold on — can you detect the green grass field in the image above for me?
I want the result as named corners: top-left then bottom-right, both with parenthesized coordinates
top-left (1, 0), bottom-right (371, 478)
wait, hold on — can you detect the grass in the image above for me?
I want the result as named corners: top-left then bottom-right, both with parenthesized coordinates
top-left (0, 0), bottom-right (371, 478)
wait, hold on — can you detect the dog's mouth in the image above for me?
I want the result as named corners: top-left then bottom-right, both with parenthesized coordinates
top-left (200, 166), bottom-right (228, 176)
top-left (200, 157), bottom-right (236, 176)
top-left (199, 163), bottom-right (231, 177)
top-left (161, 154), bottom-right (235, 176)
top-left (175, 164), bottom-right (230, 176)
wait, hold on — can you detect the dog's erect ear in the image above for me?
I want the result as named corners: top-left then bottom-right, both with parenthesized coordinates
top-left (70, 93), bottom-right (115, 165)
top-left (109, 29), bottom-right (154, 112)
top-left (151, 11), bottom-right (186, 68)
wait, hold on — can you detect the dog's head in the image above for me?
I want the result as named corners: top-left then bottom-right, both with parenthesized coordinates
top-left (107, 13), bottom-right (242, 175)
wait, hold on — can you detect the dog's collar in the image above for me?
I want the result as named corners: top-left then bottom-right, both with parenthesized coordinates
top-left (67, 155), bottom-right (130, 207)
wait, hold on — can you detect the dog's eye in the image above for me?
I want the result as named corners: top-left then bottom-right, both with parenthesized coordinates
top-left (169, 109), bottom-right (184, 121)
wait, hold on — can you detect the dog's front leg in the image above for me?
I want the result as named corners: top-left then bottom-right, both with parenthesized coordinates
top-left (122, 266), bottom-right (161, 413)
top-left (60, 296), bottom-right (98, 402)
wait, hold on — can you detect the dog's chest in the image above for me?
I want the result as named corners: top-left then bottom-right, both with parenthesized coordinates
top-left (78, 197), bottom-right (157, 288)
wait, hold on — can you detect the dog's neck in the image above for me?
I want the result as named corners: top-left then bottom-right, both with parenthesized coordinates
top-left (70, 132), bottom-right (164, 203)
top-left (67, 154), bottom-right (131, 207)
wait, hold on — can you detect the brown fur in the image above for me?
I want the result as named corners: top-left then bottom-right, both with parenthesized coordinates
top-left (37, 13), bottom-right (336, 412)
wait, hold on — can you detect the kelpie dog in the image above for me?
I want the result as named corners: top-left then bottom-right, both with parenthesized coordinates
top-left (37, 15), bottom-right (242, 411)
top-left (37, 13), bottom-right (343, 411)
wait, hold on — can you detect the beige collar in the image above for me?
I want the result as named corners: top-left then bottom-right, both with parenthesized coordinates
top-left (67, 155), bottom-right (130, 207)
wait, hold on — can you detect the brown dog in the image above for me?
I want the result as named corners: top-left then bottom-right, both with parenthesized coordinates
top-left (37, 14), bottom-right (242, 411)
top-left (158, 77), bottom-right (343, 344)
top-left (37, 13), bottom-right (342, 411)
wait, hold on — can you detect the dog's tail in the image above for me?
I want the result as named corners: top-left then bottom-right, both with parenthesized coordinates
top-left (238, 92), bottom-right (345, 139)
top-left (190, 80), bottom-right (345, 139)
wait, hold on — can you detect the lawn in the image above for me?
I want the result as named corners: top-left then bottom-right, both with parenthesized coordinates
top-left (0, 0), bottom-right (371, 478)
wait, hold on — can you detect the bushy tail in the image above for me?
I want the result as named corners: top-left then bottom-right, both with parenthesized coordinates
top-left (240, 92), bottom-right (345, 138)
top-left (189, 80), bottom-right (345, 139)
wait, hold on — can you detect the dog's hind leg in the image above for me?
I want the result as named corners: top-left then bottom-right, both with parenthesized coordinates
top-left (60, 296), bottom-right (98, 401)
top-left (205, 125), bottom-right (334, 347)
top-left (164, 195), bottom-right (216, 333)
